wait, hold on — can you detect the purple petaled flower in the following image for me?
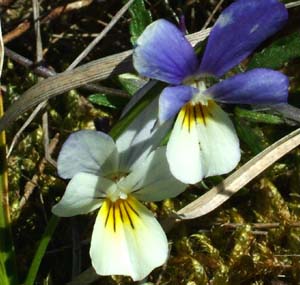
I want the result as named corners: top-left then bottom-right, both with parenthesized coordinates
top-left (133, 0), bottom-right (289, 184)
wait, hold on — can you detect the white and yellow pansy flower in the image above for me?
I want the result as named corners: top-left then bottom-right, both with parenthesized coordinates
top-left (52, 117), bottom-right (186, 281)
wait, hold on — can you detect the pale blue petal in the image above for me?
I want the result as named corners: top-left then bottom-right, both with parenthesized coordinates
top-left (118, 147), bottom-right (186, 201)
top-left (52, 173), bottom-right (115, 217)
top-left (116, 98), bottom-right (172, 172)
top-left (57, 130), bottom-right (119, 179)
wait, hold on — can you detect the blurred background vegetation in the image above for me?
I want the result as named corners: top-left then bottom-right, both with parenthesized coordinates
top-left (1, 0), bottom-right (300, 284)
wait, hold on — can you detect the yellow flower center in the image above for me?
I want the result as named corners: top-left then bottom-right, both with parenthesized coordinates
top-left (179, 100), bottom-right (215, 131)
top-left (99, 196), bottom-right (141, 234)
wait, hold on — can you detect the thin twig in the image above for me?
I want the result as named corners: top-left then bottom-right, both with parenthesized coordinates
top-left (286, 1), bottom-right (300, 8)
top-left (41, 0), bottom-right (93, 23)
top-left (202, 0), bottom-right (224, 30)
top-left (6, 101), bottom-right (47, 158)
top-left (7, 0), bottom-right (45, 158)
top-left (155, 250), bottom-right (170, 285)
top-left (3, 20), bottom-right (31, 44)
top-left (34, 0), bottom-right (56, 169)
top-left (8, 0), bottom-right (47, 160)
top-left (3, 0), bottom-right (94, 43)
top-left (66, 0), bottom-right (135, 70)
top-left (4, 48), bottom-right (55, 77)
top-left (221, 222), bottom-right (300, 229)
top-left (32, 0), bottom-right (42, 62)
top-left (42, 111), bottom-right (57, 167)
top-left (19, 133), bottom-right (60, 209)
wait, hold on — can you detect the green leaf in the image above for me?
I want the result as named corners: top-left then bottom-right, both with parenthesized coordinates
top-left (88, 94), bottom-right (129, 109)
top-left (234, 107), bottom-right (284, 125)
top-left (126, 0), bottom-right (152, 45)
top-left (248, 32), bottom-right (300, 69)
top-left (118, 73), bottom-right (147, 95)
top-left (24, 215), bottom-right (60, 285)
top-left (234, 119), bottom-right (266, 155)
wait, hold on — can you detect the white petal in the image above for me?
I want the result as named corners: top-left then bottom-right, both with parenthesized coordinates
top-left (90, 196), bottom-right (168, 281)
top-left (58, 130), bottom-right (119, 179)
top-left (118, 147), bottom-right (186, 201)
top-left (52, 173), bottom-right (115, 217)
top-left (116, 98), bottom-right (172, 172)
top-left (166, 105), bottom-right (204, 184)
top-left (167, 101), bottom-right (240, 184)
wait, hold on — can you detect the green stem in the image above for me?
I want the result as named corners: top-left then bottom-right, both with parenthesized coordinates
top-left (0, 93), bottom-right (18, 285)
top-left (24, 215), bottom-right (60, 285)
top-left (109, 82), bottom-right (163, 139)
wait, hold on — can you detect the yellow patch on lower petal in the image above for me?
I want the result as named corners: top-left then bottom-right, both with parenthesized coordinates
top-left (178, 100), bottom-right (216, 131)
top-left (99, 196), bottom-right (141, 234)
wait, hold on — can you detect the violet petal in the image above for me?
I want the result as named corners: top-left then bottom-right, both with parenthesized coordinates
top-left (159, 85), bottom-right (196, 123)
top-left (205, 68), bottom-right (289, 104)
top-left (199, 0), bottom-right (288, 77)
top-left (133, 19), bottom-right (199, 85)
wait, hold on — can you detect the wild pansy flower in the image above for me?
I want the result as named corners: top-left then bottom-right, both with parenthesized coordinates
top-left (133, 0), bottom-right (289, 184)
top-left (52, 127), bottom-right (186, 281)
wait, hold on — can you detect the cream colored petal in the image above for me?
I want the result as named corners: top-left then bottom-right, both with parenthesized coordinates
top-left (166, 104), bottom-right (205, 184)
top-left (167, 101), bottom-right (240, 184)
top-left (196, 101), bottom-right (241, 177)
top-left (90, 196), bottom-right (168, 281)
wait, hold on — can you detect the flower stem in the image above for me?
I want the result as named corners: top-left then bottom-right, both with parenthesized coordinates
top-left (0, 92), bottom-right (18, 285)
